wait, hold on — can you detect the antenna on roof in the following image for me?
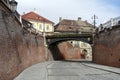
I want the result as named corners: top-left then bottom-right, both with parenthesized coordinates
top-left (33, 8), bottom-right (37, 13)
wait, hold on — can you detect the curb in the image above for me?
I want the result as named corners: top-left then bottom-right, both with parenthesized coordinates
top-left (82, 63), bottom-right (120, 75)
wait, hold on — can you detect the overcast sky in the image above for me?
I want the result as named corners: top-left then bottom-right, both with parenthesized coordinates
top-left (16, 0), bottom-right (120, 25)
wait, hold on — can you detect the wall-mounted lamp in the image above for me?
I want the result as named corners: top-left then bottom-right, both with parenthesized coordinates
top-left (9, 0), bottom-right (18, 12)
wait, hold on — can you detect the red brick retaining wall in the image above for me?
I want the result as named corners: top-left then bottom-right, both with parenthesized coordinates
top-left (93, 26), bottom-right (120, 67)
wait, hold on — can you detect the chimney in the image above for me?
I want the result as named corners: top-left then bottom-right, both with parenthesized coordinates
top-left (78, 17), bottom-right (81, 21)
top-left (59, 17), bottom-right (62, 22)
top-left (85, 20), bottom-right (87, 23)
top-left (110, 18), bottom-right (114, 26)
top-left (33, 8), bottom-right (37, 13)
top-left (23, 12), bottom-right (25, 15)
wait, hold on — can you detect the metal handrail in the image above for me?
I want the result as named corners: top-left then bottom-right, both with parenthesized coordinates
top-left (1, 0), bottom-right (9, 7)
top-left (102, 16), bottom-right (120, 28)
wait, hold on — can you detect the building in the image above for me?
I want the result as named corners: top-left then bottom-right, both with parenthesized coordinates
top-left (55, 17), bottom-right (94, 33)
top-left (68, 40), bottom-right (92, 59)
top-left (55, 17), bottom-right (94, 59)
top-left (22, 11), bottom-right (54, 33)
top-left (1, 0), bottom-right (22, 25)
top-left (1, 0), bottom-right (18, 11)
top-left (102, 16), bottom-right (120, 28)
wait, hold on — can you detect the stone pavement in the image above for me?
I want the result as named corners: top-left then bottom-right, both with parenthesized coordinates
top-left (14, 61), bottom-right (120, 80)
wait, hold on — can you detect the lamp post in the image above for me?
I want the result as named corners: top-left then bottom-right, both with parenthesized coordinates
top-left (91, 14), bottom-right (98, 62)
top-left (92, 14), bottom-right (98, 28)
top-left (9, 0), bottom-right (18, 12)
top-left (43, 21), bottom-right (48, 60)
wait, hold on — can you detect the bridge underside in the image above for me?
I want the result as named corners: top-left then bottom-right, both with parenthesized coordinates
top-left (46, 33), bottom-right (94, 46)
top-left (46, 33), bottom-right (93, 60)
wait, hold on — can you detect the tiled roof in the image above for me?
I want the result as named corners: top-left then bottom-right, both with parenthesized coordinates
top-left (55, 19), bottom-right (94, 33)
top-left (77, 20), bottom-right (93, 27)
top-left (22, 11), bottom-right (54, 24)
top-left (58, 19), bottom-right (79, 26)
top-left (57, 19), bottom-right (93, 27)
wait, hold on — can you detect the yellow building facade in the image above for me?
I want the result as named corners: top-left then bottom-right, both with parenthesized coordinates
top-left (30, 21), bottom-right (54, 32)
top-left (22, 11), bottom-right (54, 33)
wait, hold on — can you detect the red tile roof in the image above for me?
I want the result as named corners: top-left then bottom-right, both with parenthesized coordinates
top-left (54, 19), bottom-right (94, 33)
top-left (22, 11), bottom-right (54, 24)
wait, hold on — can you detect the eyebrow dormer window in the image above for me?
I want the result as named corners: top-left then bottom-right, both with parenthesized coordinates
top-left (69, 27), bottom-right (72, 29)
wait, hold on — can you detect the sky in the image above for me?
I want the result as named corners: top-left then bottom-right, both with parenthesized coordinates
top-left (16, 0), bottom-right (120, 26)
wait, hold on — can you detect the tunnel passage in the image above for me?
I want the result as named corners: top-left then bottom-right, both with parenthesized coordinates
top-left (46, 33), bottom-right (93, 60)
top-left (48, 40), bottom-right (93, 60)
top-left (48, 42), bottom-right (65, 60)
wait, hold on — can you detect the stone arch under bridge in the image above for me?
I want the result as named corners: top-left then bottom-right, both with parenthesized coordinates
top-left (45, 33), bottom-right (94, 46)
top-left (45, 33), bottom-right (94, 60)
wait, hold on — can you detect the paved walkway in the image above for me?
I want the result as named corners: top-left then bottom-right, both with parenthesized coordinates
top-left (14, 61), bottom-right (120, 80)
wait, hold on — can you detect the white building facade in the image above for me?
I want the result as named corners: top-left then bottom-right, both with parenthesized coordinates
top-left (102, 16), bottom-right (120, 28)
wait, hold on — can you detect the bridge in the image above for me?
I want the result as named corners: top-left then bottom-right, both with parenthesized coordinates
top-left (1, 0), bottom-right (120, 80)
top-left (45, 33), bottom-right (94, 46)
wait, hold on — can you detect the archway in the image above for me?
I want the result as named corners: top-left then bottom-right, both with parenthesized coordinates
top-left (48, 39), bottom-right (93, 61)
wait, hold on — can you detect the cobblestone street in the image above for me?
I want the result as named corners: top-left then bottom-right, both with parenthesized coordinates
top-left (14, 61), bottom-right (120, 80)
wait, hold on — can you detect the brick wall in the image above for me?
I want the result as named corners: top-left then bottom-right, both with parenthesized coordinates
top-left (0, 9), bottom-right (48, 80)
top-left (58, 42), bottom-right (83, 60)
top-left (49, 41), bottom-right (83, 60)
top-left (0, 4), bottom-right (83, 79)
top-left (93, 26), bottom-right (120, 67)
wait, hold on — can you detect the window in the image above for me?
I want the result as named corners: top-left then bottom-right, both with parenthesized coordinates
top-left (81, 43), bottom-right (85, 47)
top-left (46, 25), bottom-right (49, 30)
top-left (118, 21), bottom-right (120, 24)
top-left (81, 43), bottom-right (87, 47)
top-left (74, 41), bottom-right (79, 47)
top-left (32, 24), bottom-right (35, 28)
top-left (69, 27), bottom-right (72, 29)
top-left (39, 24), bottom-right (42, 30)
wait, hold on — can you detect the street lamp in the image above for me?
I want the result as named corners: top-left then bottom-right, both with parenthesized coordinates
top-left (43, 21), bottom-right (48, 60)
top-left (92, 14), bottom-right (98, 28)
top-left (91, 14), bottom-right (98, 62)
top-left (9, 0), bottom-right (18, 12)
